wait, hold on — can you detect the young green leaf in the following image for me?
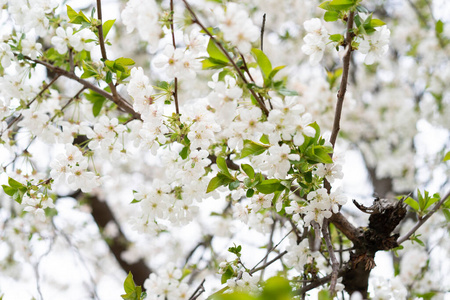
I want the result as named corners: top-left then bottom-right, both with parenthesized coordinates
top-left (206, 38), bottom-right (229, 63)
top-left (444, 151), bottom-right (450, 161)
top-left (241, 164), bottom-right (255, 179)
top-left (251, 48), bottom-right (272, 79)
top-left (207, 174), bottom-right (234, 193)
top-left (403, 196), bottom-right (419, 211)
top-left (103, 19), bottom-right (116, 38)
top-left (255, 179), bottom-right (285, 194)
top-left (241, 140), bottom-right (269, 158)
top-left (324, 11), bottom-right (339, 22)
top-left (8, 177), bottom-right (24, 189)
top-left (216, 156), bottom-right (233, 178)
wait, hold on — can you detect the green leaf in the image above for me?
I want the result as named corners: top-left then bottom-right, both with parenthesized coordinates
top-left (179, 146), bottom-right (189, 160)
top-left (229, 180), bottom-right (240, 190)
top-left (8, 177), bottom-right (24, 189)
top-left (268, 65), bottom-right (285, 80)
top-left (2, 185), bottom-right (17, 197)
top-left (318, 289), bottom-right (331, 300)
top-left (92, 98), bottom-right (106, 117)
top-left (329, 34), bottom-right (344, 43)
top-left (306, 145), bottom-right (333, 164)
top-left (261, 276), bottom-right (292, 300)
top-left (66, 5), bottom-right (90, 24)
top-left (403, 196), bottom-right (419, 211)
top-left (356, 5), bottom-right (369, 13)
top-left (255, 179), bottom-right (285, 194)
top-left (369, 19), bottom-right (386, 27)
top-left (241, 164), bottom-right (255, 179)
top-left (216, 156), bottom-right (232, 178)
top-left (207, 38), bottom-right (229, 63)
top-left (320, 0), bottom-right (356, 11)
top-left (444, 151), bottom-right (450, 161)
top-left (246, 189), bottom-right (255, 197)
top-left (13, 190), bottom-right (24, 204)
top-left (81, 69), bottom-right (97, 79)
top-left (213, 292), bottom-right (257, 300)
top-left (206, 174), bottom-right (234, 193)
top-left (241, 140), bottom-right (268, 158)
top-left (66, 5), bottom-right (78, 21)
top-left (436, 20), bottom-right (444, 34)
top-left (252, 48), bottom-right (272, 79)
top-left (201, 58), bottom-right (229, 70)
top-left (324, 11), bottom-right (339, 22)
top-left (277, 88), bottom-right (298, 96)
top-left (123, 272), bottom-right (136, 294)
top-left (115, 57), bottom-right (135, 67)
top-left (103, 19), bottom-right (116, 38)
top-left (221, 266), bottom-right (234, 284)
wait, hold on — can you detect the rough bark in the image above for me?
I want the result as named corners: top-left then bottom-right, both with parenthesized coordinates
top-left (342, 198), bottom-right (407, 298)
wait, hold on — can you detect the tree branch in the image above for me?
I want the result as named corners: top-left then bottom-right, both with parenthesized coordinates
top-left (170, 0), bottom-right (180, 115)
top-left (329, 11), bottom-right (355, 148)
top-left (21, 55), bottom-right (141, 120)
top-left (322, 219), bottom-right (340, 296)
top-left (397, 190), bottom-right (450, 244)
top-left (96, 0), bottom-right (133, 117)
top-left (182, 0), bottom-right (269, 117)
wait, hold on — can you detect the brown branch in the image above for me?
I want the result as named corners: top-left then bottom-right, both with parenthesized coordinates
top-left (294, 266), bottom-right (347, 296)
top-left (170, 0), bottom-right (180, 115)
top-left (71, 191), bottom-right (153, 286)
top-left (182, 0), bottom-right (269, 117)
top-left (21, 55), bottom-right (140, 120)
top-left (329, 212), bottom-right (361, 246)
top-left (322, 219), bottom-right (340, 296)
top-left (6, 74), bottom-right (61, 130)
top-left (329, 11), bottom-right (355, 148)
top-left (261, 13), bottom-right (266, 51)
top-left (249, 250), bottom-right (288, 275)
top-left (397, 190), bottom-right (450, 244)
top-left (96, 0), bottom-right (133, 117)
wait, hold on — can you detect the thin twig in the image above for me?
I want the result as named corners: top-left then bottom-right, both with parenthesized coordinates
top-left (397, 190), bottom-right (450, 244)
top-left (312, 221), bottom-right (322, 251)
top-left (189, 279), bottom-right (206, 300)
top-left (260, 218), bottom-right (276, 280)
top-left (294, 266), bottom-right (347, 296)
top-left (19, 55), bottom-right (140, 119)
top-left (261, 13), bottom-right (266, 51)
top-left (329, 11), bottom-right (355, 148)
top-left (6, 74), bottom-right (61, 130)
top-left (182, 0), bottom-right (269, 116)
top-left (170, 0), bottom-right (180, 115)
top-left (322, 219), bottom-right (340, 296)
top-left (96, 0), bottom-right (126, 113)
top-left (249, 250), bottom-right (288, 275)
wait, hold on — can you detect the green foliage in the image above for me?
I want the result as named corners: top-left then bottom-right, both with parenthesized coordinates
top-left (214, 277), bottom-right (294, 300)
top-left (67, 5), bottom-right (90, 25)
top-left (103, 19), bottom-right (116, 38)
top-left (241, 164), bottom-right (255, 179)
top-left (85, 90), bottom-right (107, 117)
top-left (255, 179), bottom-right (285, 194)
top-left (319, 0), bottom-right (358, 11)
top-left (260, 277), bottom-right (292, 300)
top-left (2, 177), bottom-right (28, 204)
top-left (444, 150), bottom-right (450, 161)
top-left (121, 272), bottom-right (146, 300)
top-left (202, 38), bottom-right (229, 69)
top-left (240, 140), bottom-right (269, 159)
top-left (104, 57), bottom-right (135, 82)
top-left (354, 13), bottom-right (385, 35)
top-left (251, 48), bottom-right (272, 79)
top-left (401, 190), bottom-right (441, 217)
